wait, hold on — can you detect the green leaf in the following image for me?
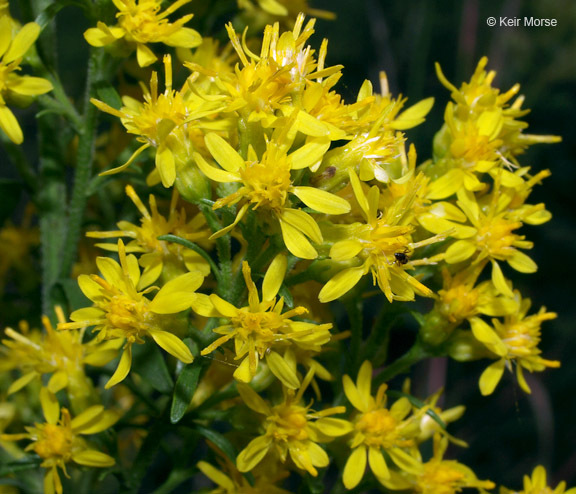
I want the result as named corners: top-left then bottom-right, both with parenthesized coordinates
top-left (95, 81), bottom-right (123, 111)
top-left (196, 425), bottom-right (237, 463)
top-left (170, 360), bottom-right (204, 424)
top-left (0, 458), bottom-right (42, 476)
top-left (132, 342), bottom-right (174, 394)
top-left (35, 0), bottom-right (87, 29)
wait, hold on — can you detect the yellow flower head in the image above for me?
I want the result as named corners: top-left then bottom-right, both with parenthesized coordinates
top-left (195, 123), bottom-right (350, 259)
top-left (91, 55), bottom-right (222, 187)
top-left (410, 434), bottom-right (494, 494)
top-left (58, 240), bottom-right (201, 388)
top-left (342, 360), bottom-right (425, 489)
top-left (84, 0), bottom-right (202, 67)
top-left (500, 465), bottom-right (576, 494)
top-left (471, 292), bottom-right (559, 396)
top-left (1, 309), bottom-right (119, 402)
top-left (0, 17), bottom-right (53, 144)
top-left (319, 169), bottom-right (445, 303)
top-left (1, 388), bottom-right (117, 494)
top-left (200, 257), bottom-right (332, 388)
top-left (87, 185), bottom-right (211, 286)
top-left (235, 372), bottom-right (351, 476)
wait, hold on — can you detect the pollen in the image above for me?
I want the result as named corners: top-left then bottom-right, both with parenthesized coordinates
top-left (476, 217), bottom-right (523, 258)
top-left (355, 409), bottom-right (402, 448)
top-left (239, 159), bottom-right (292, 212)
top-left (33, 423), bottom-right (74, 460)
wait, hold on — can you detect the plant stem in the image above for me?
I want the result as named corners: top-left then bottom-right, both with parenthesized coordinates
top-left (373, 342), bottom-right (429, 386)
top-left (58, 48), bottom-right (103, 280)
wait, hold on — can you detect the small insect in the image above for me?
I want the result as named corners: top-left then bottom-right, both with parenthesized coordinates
top-left (394, 249), bottom-right (410, 265)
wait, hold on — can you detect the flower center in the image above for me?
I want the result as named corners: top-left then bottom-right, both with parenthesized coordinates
top-left (232, 310), bottom-right (284, 343)
top-left (239, 160), bottom-right (292, 212)
top-left (418, 463), bottom-right (466, 494)
top-left (476, 217), bottom-right (521, 258)
top-left (355, 409), bottom-right (400, 448)
top-left (104, 294), bottom-right (151, 342)
top-left (33, 424), bottom-right (74, 460)
top-left (438, 284), bottom-right (479, 322)
top-left (267, 404), bottom-right (309, 442)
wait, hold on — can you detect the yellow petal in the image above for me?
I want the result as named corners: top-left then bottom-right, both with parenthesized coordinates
top-left (368, 447), bottom-right (390, 480)
top-left (193, 151), bottom-right (240, 183)
top-left (330, 240), bottom-right (363, 261)
top-left (0, 105), bottom-right (23, 144)
top-left (318, 265), bottom-right (365, 303)
top-left (387, 447), bottom-right (422, 475)
top-left (7, 371), bottom-right (38, 395)
top-left (516, 365), bottom-right (531, 394)
top-left (427, 169), bottom-right (463, 200)
top-left (236, 435), bottom-right (272, 472)
top-left (279, 218), bottom-right (318, 260)
top-left (70, 405), bottom-right (104, 431)
top-left (356, 360), bottom-right (373, 405)
top-left (0, 16), bottom-right (11, 57)
top-left (164, 27), bottom-right (202, 48)
top-left (4, 22), bottom-right (40, 63)
top-left (72, 450), bottom-right (115, 467)
top-left (197, 461), bottom-right (235, 490)
top-left (189, 293), bottom-right (219, 317)
top-left (237, 383), bottom-right (271, 415)
top-left (40, 387), bottom-right (60, 424)
top-left (7, 76), bottom-right (53, 96)
top-left (281, 208), bottom-right (322, 244)
top-left (479, 359), bottom-right (506, 396)
top-left (48, 371), bottom-right (68, 393)
top-left (343, 445), bottom-right (367, 489)
top-left (314, 418), bottom-right (353, 437)
top-left (156, 145), bottom-right (176, 187)
top-left (149, 271), bottom-right (204, 314)
top-left (262, 253), bottom-right (287, 301)
top-left (205, 133), bottom-right (245, 172)
top-left (266, 351), bottom-right (300, 389)
top-left (470, 317), bottom-right (507, 357)
top-left (445, 240), bottom-right (476, 264)
top-left (136, 42), bottom-right (157, 67)
top-left (390, 97), bottom-right (434, 130)
top-left (292, 186), bottom-right (350, 215)
top-left (491, 260), bottom-right (514, 298)
top-left (105, 345), bottom-right (132, 389)
top-left (233, 356), bottom-right (252, 383)
top-left (308, 442), bottom-right (329, 468)
top-left (507, 250), bottom-right (537, 273)
top-left (147, 329), bottom-right (193, 363)
top-left (348, 168), bottom-right (370, 218)
top-left (209, 294), bottom-right (238, 317)
top-left (342, 375), bottom-right (367, 412)
top-left (288, 138), bottom-right (331, 170)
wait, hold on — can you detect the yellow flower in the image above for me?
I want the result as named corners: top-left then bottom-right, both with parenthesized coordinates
top-left (342, 360), bottom-right (424, 489)
top-left (383, 434), bottom-right (494, 494)
top-left (421, 265), bottom-right (518, 346)
top-left (200, 257), bottom-right (332, 388)
top-left (87, 185), bottom-right (211, 287)
top-left (441, 185), bottom-right (546, 297)
top-left (1, 309), bottom-right (120, 409)
top-left (198, 457), bottom-right (291, 494)
top-left (319, 169), bottom-right (445, 303)
top-left (235, 372), bottom-right (351, 476)
top-left (84, 0), bottom-right (202, 67)
top-left (470, 292), bottom-right (559, 396)
top-left (1, 388), bottom-right (117, 494)
top-left (58, 240), bottom-right (200, 388)
top-left (0, 16), bottom-right (53, 144)
top-left (91, 55), bottom-right (222, 187)
top-left (500, 465), bottom-right (576, 494)
top-left (194, 125), bottom-right (350, 259)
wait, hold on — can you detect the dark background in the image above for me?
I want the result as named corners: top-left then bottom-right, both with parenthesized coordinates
top-left (311, 0), bottom-right (576, 489)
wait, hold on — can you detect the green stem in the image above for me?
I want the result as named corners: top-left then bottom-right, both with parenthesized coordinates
top-left (373, 342), bottom-right (429, 386)
top-left (58, 48), bottom-right (103, 280)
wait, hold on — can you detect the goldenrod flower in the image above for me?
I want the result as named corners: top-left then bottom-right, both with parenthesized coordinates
top-left (58, 240), bottom-right (200, 388)
top-left (1, 310), bottom-right (119, 408)
top-left (236, 373), bottom-right (351, 475)
top-left (500, 465), bottom-right (576, 494)
top-left (470, 292), bottom-right (559, 395)
top-left (91, 55), bottom-right (222, 187)
top-left (198, 457), bottom-right (291, 494)
top-left (200, 258), bottom-right (332, 388)
top-left (1, 388), bottom-right (117, 494)
top-left (195, 127), bottom-right (350, 259)
top-left (342, 361), bottom-right (425, 489)
top-left (84, 0), bottom-right (202, 67)
top-left (87, 185), bottom-right (211, 287)
top-left (0, 16), bottom-right (53, 144)
top-left (319, 169), bottom-right (444, 303)
top-left (382, 434), bottom-right (494, 493)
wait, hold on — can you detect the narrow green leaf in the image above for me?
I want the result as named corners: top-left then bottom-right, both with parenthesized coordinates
top-left (170, 360), bottom-right (203, 424)
top-left (94, 81), bottom-right (123, 111)
top-left (0, 458), bottom-right (42, 476)
top-left (132, 343), bottom-right (174, 394)
top-left (386, 390), bottom-right (447, 429)
top-left (196, 425), bottom-right (237, 463)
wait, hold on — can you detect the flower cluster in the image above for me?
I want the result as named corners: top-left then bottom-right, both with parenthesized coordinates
top-left (0, 2), bottom-right (570, 494)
